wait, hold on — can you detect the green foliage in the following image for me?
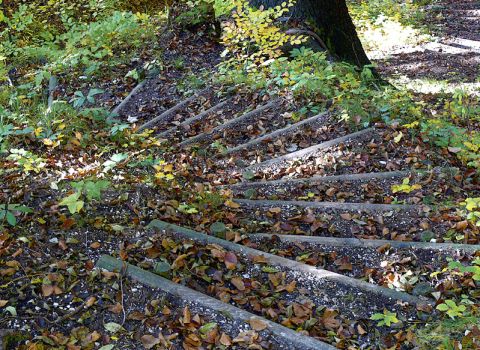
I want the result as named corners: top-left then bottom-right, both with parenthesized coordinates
top-left (1, 3), bottom-right (156, 77)
top-left (7, 148), bottom-right (46, 173)
top-left (463, 198), bottom-right (480, 226)
top-left (0, 123), bottom-right (33, 153)
top-left (0, 204), bottom-right (32, 227)
top-left (447, 258), bottom-right (480, 282)
top-left (71, 89), bottom-right (104, 109)
top-left (71, 180), bottom-right (111, 202)
top-left (103, 153), bottom-right (129, 172)
top-left (178, 203), bottom-right (199, 214)
top-left (415, 315), bottom-right (480, 349)
top-left (217, 47), bottom-right (419, 125)
top-left (348, 0), bottom-right (432, 29)
top-left (420, 118), bottom-right (480, 170)
top-left (59, 179), bottom-right (111, 214)
top-left (220, 0), bottom-right (305, 70)
top-left (370, 309), bottom-right (399, 327)
top-left (436, 300), bottom-right (467, 320)
top-left (58, 192), bottom-right (85, 215)
top-left (175, 0), bottom-right (236, 27)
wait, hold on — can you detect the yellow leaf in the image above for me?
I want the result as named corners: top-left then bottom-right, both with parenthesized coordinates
top-left (394, 132), bottom-right (403, 143)
top-left (225, 200), bottom-right (240, 209)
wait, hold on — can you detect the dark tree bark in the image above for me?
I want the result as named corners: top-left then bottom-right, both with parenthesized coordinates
top-left (250, 0), bottom-right (371, 68)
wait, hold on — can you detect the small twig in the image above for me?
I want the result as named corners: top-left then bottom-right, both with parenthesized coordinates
top-left (119, 261), bottom-right (127, 326)
top-left (53, 299), bottom-right (88, 325)
top-left (285, 28), bottom-right (329, 52)
top-left (0, 273), bottom-right (45, 289)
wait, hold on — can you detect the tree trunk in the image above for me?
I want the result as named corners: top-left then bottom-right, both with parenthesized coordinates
top-left (250, 0), bottom-right (371, 68)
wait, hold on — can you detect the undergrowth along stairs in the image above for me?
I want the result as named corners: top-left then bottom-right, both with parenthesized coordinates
top-left (99, 75), bottom-right (480, 348)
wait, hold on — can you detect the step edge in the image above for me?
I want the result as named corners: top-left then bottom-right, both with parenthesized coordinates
top-left (157, 97), bottom-right (233, 139)
top-left (224, 110), bottom-right (330, 155)
top-left (147, 220), bottom-right (431, 307)
top-left (96, 255), bottom-right (335, 350)
top-left (137, 87), bottom-right (209, 132)
top-left (234, 198), bottom-right (419, 211)
top-left (179, 98), bottom-right (281, 148)
top-left (248, 233), bottom-right (480, 253)
top-left (244, 127), bottom-right (376, 172)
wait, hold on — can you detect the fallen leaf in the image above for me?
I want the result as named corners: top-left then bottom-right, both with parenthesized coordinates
top-left (90, 242), bottom-right (101, 249)
top-left (249, 317), bottom-right (268, 331)
top-left (269, 207), bottom-right (281, 214)
top-left (141, 335), bottom-right (160, 349)
top-left (230, 277), bottom-right (245, 291)
top-left (224, 252), bottom-right (238, 270)
top-left (225, 200), bottom-right (240, 209)
top-left (219, 333), bottom-right (232, 346)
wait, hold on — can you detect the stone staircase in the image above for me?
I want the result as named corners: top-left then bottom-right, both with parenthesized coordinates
top-left (96, 75), bottom-right (480, 348)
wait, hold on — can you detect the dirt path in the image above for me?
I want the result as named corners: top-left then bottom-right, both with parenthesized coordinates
top-left (375, 0), bottom-right (480, 85)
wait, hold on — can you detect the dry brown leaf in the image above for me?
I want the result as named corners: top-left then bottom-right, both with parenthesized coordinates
top-left (108, 302), bottom-right (123, 314)
top-left (224, 252), bottom-right (238, 270)
top-left (219, 333), bottom-right (232, 346)
top-left (90, 242), bottom-right (101, 249)
top-left (183, 306), bottom-right (191, 324)
top-left (85, 296), bottom-right (96, 308)
top-left (230, 277), bottom-right (245, 291)
top-left (141, 334), bottom-right (161, 349)
top-left (269, 207), bottom-right (282, 214)
top-left (249, 317), bottom-right (268, 331)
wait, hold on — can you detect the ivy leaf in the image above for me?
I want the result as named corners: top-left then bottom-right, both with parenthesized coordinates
top-left (199, 322), bottom-right (218, 334)
top-left (98, 345), bottom-right (115, 350)
top-left (5, 306), bottom-right (17, 316)
top-left (436, 303), bottom-right (449, 311)
top-left (5, 211), bottom-right (16, 226)
top-left (104, 322), bottom-right (123, 333)
top-left (85, 180), bottom-right (110, 201)
top-left (59, 192), bottom-right (84, 214)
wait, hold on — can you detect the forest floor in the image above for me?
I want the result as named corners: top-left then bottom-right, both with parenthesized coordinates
top-left (372, 0), bottom-right (480, 90)
top-left (1, 1), bottom-right (479, 350)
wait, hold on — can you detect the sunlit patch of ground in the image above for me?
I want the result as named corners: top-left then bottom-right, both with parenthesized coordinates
top-left (388, 76), bottom-right (480, 96)
top-left (356, 16), bottom-right (431, 60)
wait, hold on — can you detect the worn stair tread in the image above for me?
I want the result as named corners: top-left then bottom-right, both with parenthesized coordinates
top-left (179, 98), bottom-right (281, 148)
top-left (224, 111), bottom-right (330, 155)
top-left (248, 233), bottom-right (480, 253)
top-left (147, 220), bottom-right (431, 307)
top-left (157, 97), bottom-right (233, 139)
top-left (233, 198), bottom-right (419, 212)
top-left (242, 127), bottom-right (450, 181)
top-left (97, 255), bottom-right (335, 350)
top-left (111, 79), bottom-right (148, 117)
top-left (229, 170), bottom-right (414, 191)
top-left (137, 88), bottom-right (209, 132)
top-left (226, 167), bottom-right (463, 204)
top-left (228, 167), bottom-right (458, 190)
top-left (244, 127), bottom-right (376, 173)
